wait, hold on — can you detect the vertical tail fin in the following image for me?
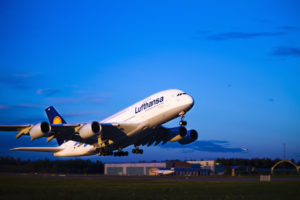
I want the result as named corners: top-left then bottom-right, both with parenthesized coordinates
top-left (45, 106), bottom-right (66, 145)
top-left (171, 162), bottom-right (176, 170)
top-left (45, 106), bottom-right (67, 124)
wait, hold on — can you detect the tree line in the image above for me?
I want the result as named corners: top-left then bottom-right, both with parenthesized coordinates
top-left (0, 156), bottom-right (298, 174)
top-left (216, 158), bottom-right (300, 168)
top-left (216, 158), bottom-right (299, 175)
top-left (0, 156), bottom-right (104, 174)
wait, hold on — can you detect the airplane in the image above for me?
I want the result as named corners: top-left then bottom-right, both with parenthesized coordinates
top-left (241, 148), bottom-right (248, 151)
top-left (0, 89), bottom-right (198, 157)
top-left (152, 163), bottom-right (176, 175)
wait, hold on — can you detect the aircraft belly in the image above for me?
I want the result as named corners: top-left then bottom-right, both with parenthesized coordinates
top-left (54, 146), bottom-right (96, 157)
top-left (128, 104), bottom-right (190, 146)
top-left (144, 104), bottom-right (187, 127)
top-left (96, 103), bottom-right (191, 151)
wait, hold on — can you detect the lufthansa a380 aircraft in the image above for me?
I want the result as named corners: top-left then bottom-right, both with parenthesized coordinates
top-left (0, 89), bottom-right (198, 157)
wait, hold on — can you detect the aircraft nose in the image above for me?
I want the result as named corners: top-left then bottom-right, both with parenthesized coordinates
top-left (186, 95), bottom-right (194, 108)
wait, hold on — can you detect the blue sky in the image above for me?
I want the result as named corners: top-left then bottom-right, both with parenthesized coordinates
top-left (0, 0), bottom-right (299, 162)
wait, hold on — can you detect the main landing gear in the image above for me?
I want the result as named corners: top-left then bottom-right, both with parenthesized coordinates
top-left (99, 147), bottom-right (129, 157)
top-left (98, 149), bottom-right (113, 156)
top-left (179, 113), bottom-right (187, 126)
top-left (113, 146), bottom-right (129, 156)
top-left (113, 151), bottom-right (128, 157)
top-left (132, 145), bottom-right (143, 154)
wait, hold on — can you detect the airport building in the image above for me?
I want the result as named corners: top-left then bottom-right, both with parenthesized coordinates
top-left (187, 160), bottom-right (217, 173)
top-left (105, 162), bottom-right (166, 176)
top-left (104, 160), bottom-right (213, 176)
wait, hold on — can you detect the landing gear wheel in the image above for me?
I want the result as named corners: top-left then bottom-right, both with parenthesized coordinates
top-left (179, 112), bottom-right (187, 126)
top-left (114, 151), bottom-right (128, 156)
top-left (179, 120), bottom-right (187, 126)
top-left (132, 148), bottom-right (143, 154)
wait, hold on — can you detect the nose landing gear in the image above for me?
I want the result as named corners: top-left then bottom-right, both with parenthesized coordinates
top-left (179, 113), bottom-right (187, 126)
top-left (179, 120), bottom-right (187, 126)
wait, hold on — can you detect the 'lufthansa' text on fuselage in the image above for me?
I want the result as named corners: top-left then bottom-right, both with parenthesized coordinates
top-left (135, 97), bottom-right (164, 114)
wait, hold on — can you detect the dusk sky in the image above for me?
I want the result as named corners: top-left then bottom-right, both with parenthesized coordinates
top-left (0, 0), bottom-right (299, 162)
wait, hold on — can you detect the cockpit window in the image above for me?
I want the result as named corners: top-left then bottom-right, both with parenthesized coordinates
top-left (177, 92), bottom-right (186, 96)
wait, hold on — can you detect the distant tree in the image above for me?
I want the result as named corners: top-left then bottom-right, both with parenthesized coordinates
top-left (0, 156), bottom-right (104, 174)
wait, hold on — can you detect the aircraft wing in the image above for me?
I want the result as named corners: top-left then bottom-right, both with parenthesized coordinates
top-left (0, 124), bottom-right (36, 139)
top-left (134, 126), bottom-right (169, 146)
top-left (0, 125), bottom-right (31, 131)
top-left (0, 122), bottom-right (140, 144)
top-left (10, 147), bottom-right (63, 152)
top-left (50, 122), bottom-right (140, 144)
top-left (0, 105), bottom-right (141, 145)
top-left (0, 123), bottom-right (79, 140)
top-left (100, 122), bottom-right (140, 141)
top-left (136, 126), bottom-right (197, 146)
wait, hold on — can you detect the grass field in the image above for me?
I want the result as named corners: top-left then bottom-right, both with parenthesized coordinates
top-left (0, 176), bottom-right (300, 200)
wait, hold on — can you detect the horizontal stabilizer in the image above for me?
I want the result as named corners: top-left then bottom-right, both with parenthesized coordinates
top-left (10, 147), bottom-right (63, 152)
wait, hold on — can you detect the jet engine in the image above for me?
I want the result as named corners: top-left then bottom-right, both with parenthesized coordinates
top-left (29, 122), bottom-right (51, 141)
top-left (178, 129), bottom-right (198, 144)
top-left (78, 121), bottom-right (101, 139)
top-left (167, 126), bottom-right (187, 142)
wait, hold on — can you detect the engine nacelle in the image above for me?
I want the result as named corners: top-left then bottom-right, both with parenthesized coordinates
top-left (168, 126), bottom-right (187, 142)
top-left (78, 121), bottom-right (101, 139)
top-left (29, 122), bottom-right (51, 141)
top-left (178, 129), bottom-right (198, 144)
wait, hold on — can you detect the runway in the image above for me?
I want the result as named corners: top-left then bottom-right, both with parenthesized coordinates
top-left (1, 173), bottom-right (300, 182)
top-left (2, 173), bottom-right (300, 200)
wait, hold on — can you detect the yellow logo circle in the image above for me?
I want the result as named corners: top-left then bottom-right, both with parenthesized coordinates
top-left (53, 116), bottom-right (62, 124)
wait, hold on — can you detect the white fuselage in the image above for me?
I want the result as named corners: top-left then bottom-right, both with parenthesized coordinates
top-left (152, 169), bottom-right (175, 176)
top-left (55, 89), bottom-right (194, 157)
top-left (102, 89), bottom-right (194, 130)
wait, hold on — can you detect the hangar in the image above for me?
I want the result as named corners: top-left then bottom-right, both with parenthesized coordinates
top-left (104, 160), bottom-right (212, 176)
top-left (105, 162), bottom-right (166, 176)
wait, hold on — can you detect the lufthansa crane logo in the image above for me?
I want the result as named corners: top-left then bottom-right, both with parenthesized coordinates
top-left (52, 116), bottom-right (62, 124)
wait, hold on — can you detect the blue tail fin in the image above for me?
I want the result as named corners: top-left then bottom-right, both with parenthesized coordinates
top-left (171, 162), bottom-right (176, 169)
top-left (45, 106), bottom-right (67, 124)
top-left (45, 106), bottom-right (66, 145)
